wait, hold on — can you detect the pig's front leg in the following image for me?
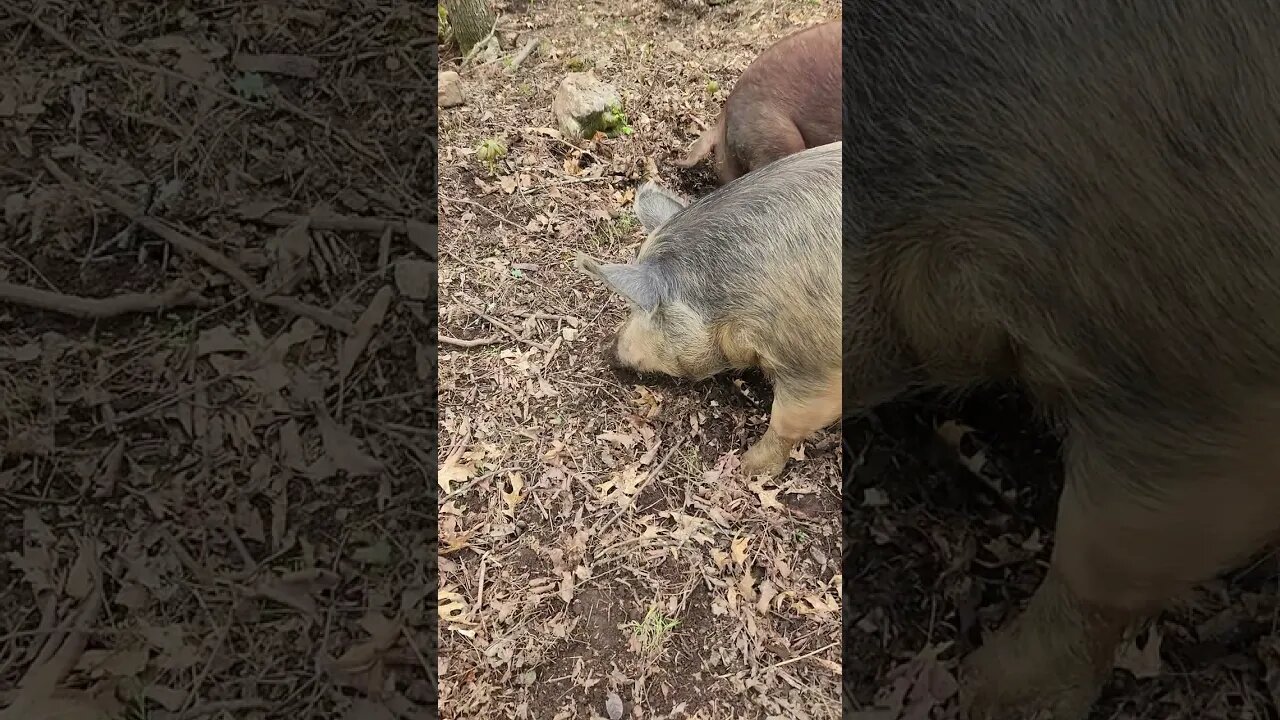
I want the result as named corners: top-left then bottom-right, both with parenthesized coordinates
top-left (741, 373), bottom-right (840, 478)
top-left (962, 410), bottom-right (1280, 719)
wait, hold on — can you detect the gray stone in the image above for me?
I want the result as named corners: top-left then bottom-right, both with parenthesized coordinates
top-left (439, 71), bottom-right (464, 108)
top-left (552, 72), bottom-right (623, 139)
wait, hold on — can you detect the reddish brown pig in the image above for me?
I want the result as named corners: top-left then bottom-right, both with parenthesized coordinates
top-left (676, 19), bottom-right (840, 184)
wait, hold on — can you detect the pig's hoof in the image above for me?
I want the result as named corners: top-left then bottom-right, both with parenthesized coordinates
top-left (959, 642), bottom-right (1101, 720)
top-left (740, 444), bottom-right (787, 478)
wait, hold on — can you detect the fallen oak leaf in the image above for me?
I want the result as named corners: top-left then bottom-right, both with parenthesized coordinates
top-left (501, 472), bottom-right (526, 517)
top-left (438, 589), bottom-right (474, 625)
top-left (754, 485), bottom-right (784, 511)
top-left (252, 568), bottom-right (339, 619)
top-left (1115, 624), bottom-right (1164, 679)
top-left (316, 410), bottom-right (384, 477)
top-left (326, 613), bottom-right (402, 675)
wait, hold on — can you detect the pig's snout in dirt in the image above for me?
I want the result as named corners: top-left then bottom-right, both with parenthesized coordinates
top-left (602, 333), bottom-right (626, 369)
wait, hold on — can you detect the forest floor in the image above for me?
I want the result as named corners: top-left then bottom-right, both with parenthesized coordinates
top-left (1, 2), bottom-right (436, 719)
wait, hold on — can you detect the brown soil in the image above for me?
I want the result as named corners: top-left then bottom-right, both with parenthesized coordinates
top-left (1, 2), bottom-right (436, 718)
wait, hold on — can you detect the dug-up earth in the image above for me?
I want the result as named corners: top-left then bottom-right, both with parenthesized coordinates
top-left (436, 0), bottom-right (841, 718)
top-left (1, 2), bottom-right (436, 719)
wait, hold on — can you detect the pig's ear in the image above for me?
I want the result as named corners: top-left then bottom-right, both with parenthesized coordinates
top-left (634, 181), bottom-right (688, 231)
top-left (575, 252), bottom-right (663, 312)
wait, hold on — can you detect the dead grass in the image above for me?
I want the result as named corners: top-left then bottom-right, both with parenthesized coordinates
top-left (1, 1), bottom-right (435, 718)
top-left (436, 0), bottom-right (841, 718)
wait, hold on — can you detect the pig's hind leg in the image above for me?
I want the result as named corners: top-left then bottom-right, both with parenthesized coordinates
top-left (724, 110), bottom-right (807, 179)
top-left (740, 372), bottom-right (841, 478)
top-left (962, 405), bottom-right (1280, 719)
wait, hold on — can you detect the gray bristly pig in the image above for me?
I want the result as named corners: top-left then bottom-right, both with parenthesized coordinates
top-left (677, 19), bottom-right (840, 185)
top-left (577, 141), bottom-right (840, 479)
top-left (846, 1), bottom-right (1280, 718)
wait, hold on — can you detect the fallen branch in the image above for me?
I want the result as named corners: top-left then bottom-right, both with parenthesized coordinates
top-left (164, 699), bottom-right (272, 720)
top-left (0, 279), bottom-right (210, 318)
top-left (42, 158), bottom-right (355, 334)
top-left (247, 211), bottom-right (437, 259)
top-left (440, 335), bottom-right (500, 348)
top-left (473, 307), bottom-right (551, 352)
top-left (0, 541), bottom-right (102, 720)
top-left (509, 38), bottom-right (541, 70)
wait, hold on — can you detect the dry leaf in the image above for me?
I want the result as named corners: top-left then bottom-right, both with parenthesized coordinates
top-left (730, 536), bottom-right (750, 565)
top-left (338, 285), bottom-right (395, 383)
top-left (502, 472), bottom-right (526, 516)
top-left (438, 589), bottom-right (472, 625)
top-left (65, 544), bottom-right (96, 600)
top-left (862, 488), bottom-right (890, 507)
top-left (558, 570), bottom-right (575, 603)
top-left (254, 569), bottom-right (338, 619)
top-left (394, 258), bottom-right (435, 300)
top-left (597, 431), bottom-right (638, 448)
top-left (316, 412), bottom-right (384, 477)
top-left (404, 220), bottom-right (436, 257)
top-left (439, 457), bottom-right (475, 495)
top-left (605, 691), bottom-right (624, 720)
top-left (757, 487), bottom-right (783, 511)
top-left (1115, 624), bottom-right (1163, 679)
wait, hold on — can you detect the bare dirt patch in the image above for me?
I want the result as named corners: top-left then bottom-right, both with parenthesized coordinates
top-left (436, 0), bottom-right (841, 718)
top-left (1, 2), bottom-right (435, 718)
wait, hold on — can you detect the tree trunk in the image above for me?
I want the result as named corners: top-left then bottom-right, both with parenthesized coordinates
top-left (444, 0), bottom-right (494, 55)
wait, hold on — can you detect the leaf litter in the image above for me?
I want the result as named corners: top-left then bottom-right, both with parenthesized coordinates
top-left (1, 2), bottom-right (435, 718)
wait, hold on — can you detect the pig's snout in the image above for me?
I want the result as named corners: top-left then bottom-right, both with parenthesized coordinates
top-left (602, 334), bottom-right (625, 368)
top-left (602, 334), bottom-right (655, 385)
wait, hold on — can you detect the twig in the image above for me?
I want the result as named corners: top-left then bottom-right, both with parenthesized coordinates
top-left (471, 307), bottom-right (551, 352)
top-left (253, 210), bottom-right (411, 235)
top-left (0, 279), bottom-right (211, 318)
top-left (461, 18), bottom-right (500, 66)
top-left (440, 335), bottom-right (500, 348)
top-left (508, 38), bottom-right (541, 70)
top-left (399, 625), bottom-right (437, 690)
top-left (42, 158), bottom-right (355, 334)
top-left (604, 440), bottom-right (685, 528)
top-left (718, 642), bottom-right (840, 679)
top-left (513, 310), bottom-right (579, 323)
top-left (444, 196), bottom-right (525, 230)
top-left (167, 698), bottom-right (271, 720)
top-left (4, 540), bottom-right (102, 715)
top-left (245, 211), bottom-right (437, 259)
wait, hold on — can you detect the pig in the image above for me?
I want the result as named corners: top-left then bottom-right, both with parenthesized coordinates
top-left (577, 142), bottom-right (841, 479)
top-left (845, 1), bottom-right (1280, 718)
top-left (676, 19), bottom-right (840, 185)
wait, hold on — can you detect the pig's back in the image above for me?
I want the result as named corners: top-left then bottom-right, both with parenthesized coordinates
top-left (643, 142), bottom-right (841, 318)
top-left (726, 21), bottom-right (841, 141)
top-left (846, 0), bottom-right (1280, 414)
